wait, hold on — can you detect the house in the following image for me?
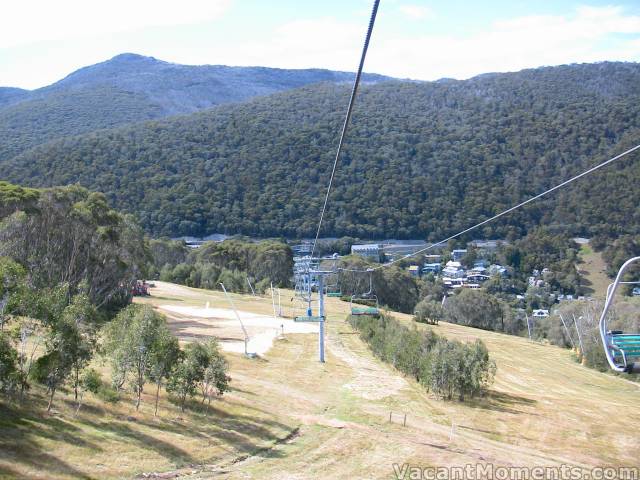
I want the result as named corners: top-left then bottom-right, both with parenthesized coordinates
top-left (351, 244), bottom-right (382, 262)
top-left (423, 262), bottom-right (441, 274)
top-left (532, 309), bottom-right (550, 318)
top-left (488, 264), bottom-right (509, 277)
top-left (466, 273), bottom-right (490, 283)
top-left (444, 278), bottom-right (464, 288)
top-left (451, 249), bottom-right (467, 261)
top-left (473, 259), bottom-right (490, 269)
top-left (442, 261), bottom-right (465, 278)
top-left (408, 265), bottom-right (420, 277)
top-left (633, 287), bottom-right (640, 297)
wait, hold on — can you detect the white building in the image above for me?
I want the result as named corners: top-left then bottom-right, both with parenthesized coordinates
top-left (442, 261), bottom-right (465, 279)
top-left (451, 249), bottom-right (467, 261)
top-left (351, 244), bottom-right (382, 262)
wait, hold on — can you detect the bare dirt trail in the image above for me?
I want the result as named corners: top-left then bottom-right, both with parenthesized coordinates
top-left (146, 282), bottom-right (318, 356)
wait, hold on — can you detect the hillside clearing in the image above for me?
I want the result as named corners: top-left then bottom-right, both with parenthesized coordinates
top-left (2, 281), bottom-right (637, 479)
top-left (577, 243), bottom-right (611, 298)
top-left (155, 282), bottom-right (318, 356)
top-left (138, 283), bottom-right (639, 479)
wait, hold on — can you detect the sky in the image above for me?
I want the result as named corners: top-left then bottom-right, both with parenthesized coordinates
top-left (1, 0), bottom-right (640, 89)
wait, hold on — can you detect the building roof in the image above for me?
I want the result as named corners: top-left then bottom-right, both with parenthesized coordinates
top-left (352, 244), bottom-right (380, 251)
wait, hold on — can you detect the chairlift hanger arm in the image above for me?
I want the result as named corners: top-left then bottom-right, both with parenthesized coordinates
top-left (598, 256), bottom-right (640, 374)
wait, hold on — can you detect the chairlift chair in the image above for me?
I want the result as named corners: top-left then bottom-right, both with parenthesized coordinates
top-left (325, 258), bottom-right (342, 297)
top-left (326, 276), bottom-right (342, 297)
top-left (598, 256), bottom-right (640, 374)
top-left (350, 269), bottom-right (380, 317)
top-left (294, 271), bottom-right (325, 322)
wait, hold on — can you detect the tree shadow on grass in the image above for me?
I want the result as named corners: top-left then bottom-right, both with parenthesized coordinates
top-left (134, 398), bottom-right (292, 461)
top-left (170, 398), bottom-right (292, 436)
top-left (0, 388), bottom-right (293, 478)
top-left (0, 402), bottom-right (96, 479)
top-left (152, 296), bottom-right (185, 302)
top-left (0, 463), bottom-right (23, 479)
top-left (229, 385), bottom-right (257, 396)
top-left (465, 390), bottom-right (538, 415)
top-left (578, 274), bottom-right (595, 296)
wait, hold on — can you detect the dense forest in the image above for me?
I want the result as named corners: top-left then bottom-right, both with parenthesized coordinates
top-left (0, 53), bottom-right (391, 163)
top-left (0, 181), bottom-right (148, 310)
top-left (0, 181), bottom-right (230, 414)
top-left (150, 237), bottom-right (294, 292)
top-left (3, 62), bottom-right (639, 240)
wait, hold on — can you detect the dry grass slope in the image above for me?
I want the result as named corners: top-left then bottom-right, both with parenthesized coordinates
top-left (1, 282), bottom-right (638, 479)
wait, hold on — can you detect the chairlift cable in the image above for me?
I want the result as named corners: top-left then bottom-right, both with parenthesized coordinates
top-left (340, 142), bottom-right (640, 273)
top-left (309, 0), bottom-right (381, 260)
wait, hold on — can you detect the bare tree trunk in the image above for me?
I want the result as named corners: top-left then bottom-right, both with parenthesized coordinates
top-left (74, 367), bottom-right (79, 401)
top-left (75, 392), bottom-right (84, 417)
top-left (47, 387), bottom-right (56, 412)
top-left (154, 380), bottom-right (161, 416)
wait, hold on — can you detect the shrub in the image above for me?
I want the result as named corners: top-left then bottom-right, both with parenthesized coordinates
top-left (0, 333), bottom-right (23, 395)
top-left (349, 313), bottom-right (495, 401)
top-left (254, 278), bottom-right (271, 294)
top-left (81, 369), bottom-right (102, 394)
top-left (444, 289), bottom-right (504, 331)
top-left (414, 299), bottom-right (444, 325)
top-left (96, 384), bottom-right (120, 403)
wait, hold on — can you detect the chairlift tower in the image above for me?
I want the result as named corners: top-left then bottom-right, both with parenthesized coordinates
top-left (294, 268), bottom-right (335, 363)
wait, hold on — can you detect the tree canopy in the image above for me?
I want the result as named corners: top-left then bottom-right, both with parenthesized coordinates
top-left (3, 62), bottom-right (640, 239)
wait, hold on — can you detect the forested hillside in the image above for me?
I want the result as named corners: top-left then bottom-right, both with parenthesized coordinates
top-left (0, 53), bottom-right (391, 162)
top-left (4, 61), bottom-right (640, 239)
top-left (0, 87), bottom-right (164, 162)
top-left (0, 87), bottom-right (28, 107)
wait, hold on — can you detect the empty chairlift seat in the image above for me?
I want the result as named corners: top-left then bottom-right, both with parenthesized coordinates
top-left (349, 268), bottom-right (380, 317)
top-left (609, 332), bottom-right (640, 365)
top-left (294, 315), bottom-right (325, 322)
top-left (350, 294), bottom-right (380, 317)
top-left (598, 256), bottom-right (640, 374)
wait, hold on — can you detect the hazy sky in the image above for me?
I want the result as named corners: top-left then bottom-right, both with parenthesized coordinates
top-left (2, 0), bottom-right (640, 89)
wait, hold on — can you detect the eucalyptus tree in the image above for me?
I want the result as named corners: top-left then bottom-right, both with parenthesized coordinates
top-left (103, 304), bottom-right (168, 410)
top-left (167, 342), bottom-right (209, 412)
top-left (31, 296), bottom-right (94, 412)
top-left (148, 325), bottom-right (180, 416)
top-left (0, 184), bottom-right (148, 310)
top-left (200, 339), bottom-right (230, 410)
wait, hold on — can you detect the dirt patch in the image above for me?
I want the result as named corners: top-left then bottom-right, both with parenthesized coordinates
top-left (327, 328), bottom-right (408, 400)
top-left (157, 304), bottom-right (317, 356)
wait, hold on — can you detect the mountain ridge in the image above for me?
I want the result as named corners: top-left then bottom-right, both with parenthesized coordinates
top-left (4, 61), bottom-right (640, 240)
top-left (0, 53), bottom-right (394, 162)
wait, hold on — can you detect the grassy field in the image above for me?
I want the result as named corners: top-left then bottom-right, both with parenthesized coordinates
top-left (2, 282), bottom-right (638, 479)
top-left (577, 243), bottom-right (611, 298)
